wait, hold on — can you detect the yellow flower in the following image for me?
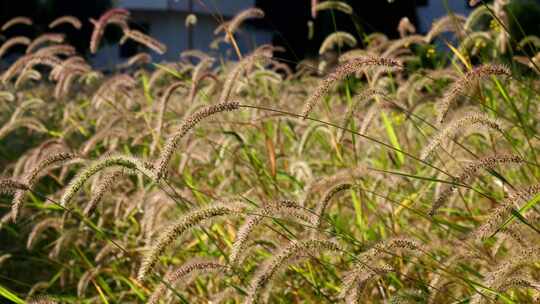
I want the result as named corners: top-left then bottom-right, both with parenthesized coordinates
top-left (427, 47), bottom-right (436, 58)
top-left (490, 19), bottom-right (501, 32)
top-left (474, 39), bottom-right (486, 49)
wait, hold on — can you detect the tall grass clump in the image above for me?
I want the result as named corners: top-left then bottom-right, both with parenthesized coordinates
top-left (2, 2), bottom-right (540, 303)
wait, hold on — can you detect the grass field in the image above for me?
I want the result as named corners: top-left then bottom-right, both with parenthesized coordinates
top-left (1, 1), bottom-right (540, 303)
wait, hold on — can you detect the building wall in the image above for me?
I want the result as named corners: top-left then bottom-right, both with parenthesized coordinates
top-left (128, 10), bottom-right (271, 61)
top-left (118, 0), bottom-right (168, 10)
top-left (118, 0), bottom-right (257, 17)
top-left (168, 0), bottom-right (258, 17)
top-left (91, 0), bottom-right (271, 68)
top-left (416, 0), bottom-right (471, 33)
top-left (93, 0), bottom-right (473, 68)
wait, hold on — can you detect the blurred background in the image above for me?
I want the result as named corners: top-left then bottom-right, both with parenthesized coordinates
top-left (0, 0), bottom-right (539, 69)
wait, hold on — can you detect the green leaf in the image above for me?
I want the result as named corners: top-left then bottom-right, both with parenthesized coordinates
top-left (381, 112), bottom-right (404, 166)
top-left (0, 284), bottom-right (24, 304)
top-left (140, 72), bottom-right (153, 104)
top-left (152, 63), bottom-right (182, 78)
top-left (350, 189), bottom-right (364, 230)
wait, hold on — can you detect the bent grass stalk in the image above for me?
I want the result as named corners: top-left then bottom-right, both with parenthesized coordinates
top-left (3, 9), bottom-right (540, 303)
top-left (60, 155), bottom-right (155, 207)
top-left (137, 202), bottom-right (245, 281)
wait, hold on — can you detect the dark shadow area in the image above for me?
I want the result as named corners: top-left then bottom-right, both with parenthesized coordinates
top-left (256, 0), bottom-right (426, 65)
top-left (0, 0), bottom-right (112, 57)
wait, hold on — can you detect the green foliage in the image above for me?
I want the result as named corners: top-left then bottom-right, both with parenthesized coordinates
top-left (1, 2), bottom-right (540, 303)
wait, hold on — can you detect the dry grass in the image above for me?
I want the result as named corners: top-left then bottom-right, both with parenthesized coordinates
top-left (1, 2), bottom-right (540, 303)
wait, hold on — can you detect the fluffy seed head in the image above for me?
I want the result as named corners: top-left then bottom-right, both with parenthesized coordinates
top-left (154, 81), bottom-right (188, 147)
top-left (26, 296), bottom-right (58, 304)
top-left (26, 33), bottom-right (65, 54)
top-left (90, 8), bottom-right (130, 53)
top-left (469, 246), bottom-right (540, 304)
top-left (0, 179), bottom-right (29, 196)
top-left (121, 29), bottom-right (167, 54)
top-left (138, 202), bottom-right (245, 281)
top-left (421, 112), bottom-right (503, 160)
top-left (0, 36), bottom-right (31, 58)
top-left (313, 0), bottom-right (353, 15)
top-left (319, 31), bottom-right (357, 54)
top-left (219, 45), bottom-right (274, 103)
top-left (49, 15), bottom-right (82, 29)
top-left (60, 155), bottom-right (155, 207)
top-left (27, 218), bottom-right (62, 249)
top-left (313, 183), bottom-right (352, 227)
top-left (230, 200), bottom-right (312, 266)
top-left (154, 101), bottom-right (240, 180)
top-left (301, 56), bottom-right (403, 118)
top-left (1, 16), bottom-right (32, 31)
top-left (2, 55), bottom-right (61, 84)
top-left (11, 152), bottom-right (75, 221)
top-left (430, 154), bottom-right (524, 215)
top-left (147, 259), bottom-right (229, 304)
top-left (425, 14), bottom-right (466, 42)
top-left (245, 239), bottom-right (341, 304)
top-left (437, 64), bottom-right (511, 124)
top-left (398, 17), bottom-right (416, 38)
top-left (83, 168), bottom-right (136, 216)
top-left (214, 7), bottom-right (265, 41)
top-left (125, 52), bottom-right (151, 67)
top-left (340, 237), bottom-right (424, 301)
top-left (35, 44), bottom-right (76, 58)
